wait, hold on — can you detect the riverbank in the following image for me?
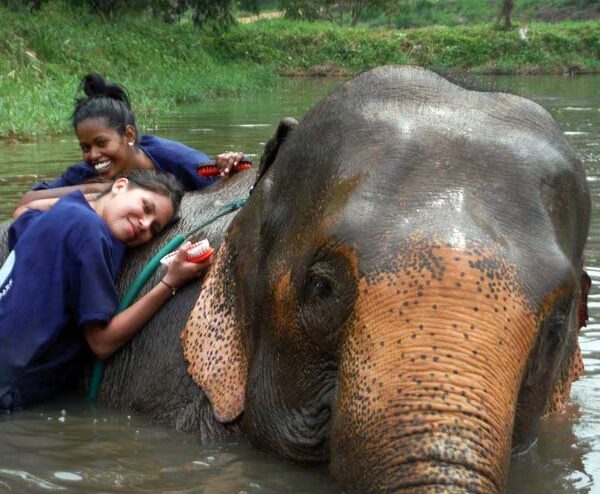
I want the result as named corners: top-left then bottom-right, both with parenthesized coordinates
top-left (214, 18), bottom-right (600, 76)
top-left (1, 2), bottom-right (599, 139)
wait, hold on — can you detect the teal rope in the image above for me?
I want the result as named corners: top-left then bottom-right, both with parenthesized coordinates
top-left (87, 197), bottom-right (247, 400)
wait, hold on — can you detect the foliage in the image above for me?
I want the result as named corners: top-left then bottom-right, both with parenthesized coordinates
top-left (0, 1), bottom-right (273, 137)
top-left (238, 0), bottom-right (260, 14)
top-left (277, 0), bottom-right (600, 28)
top-left (280, 0), bottom-right (327, 20)
top-left (209, 17), bottom-right (600, 73)
top-left (1, 0), bottom-right (599, 138)
top-left (0, 0), bottom-right (236, 27)
top-left (239, 0), bottom-right (279, 12)
top-left (279, 0), bottom-right (376, 24)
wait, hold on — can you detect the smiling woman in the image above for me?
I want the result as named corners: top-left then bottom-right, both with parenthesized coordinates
top-left (15, 73), bottom-right (249, 214)
top-left (92, 173), bottom-right (176, 247)
top-left (0, 169), bottom-right (210, 411)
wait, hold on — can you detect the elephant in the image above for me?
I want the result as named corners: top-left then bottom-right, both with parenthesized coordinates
top-left (180, 65), bottom-right (591, 493)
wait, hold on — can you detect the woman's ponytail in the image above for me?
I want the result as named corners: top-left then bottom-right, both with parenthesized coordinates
top-left (72, 73), bottom-right (137, 139)
top-left (80, 73), bottom-right (131, 108)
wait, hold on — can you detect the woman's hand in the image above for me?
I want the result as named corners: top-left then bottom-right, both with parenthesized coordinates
top-left (12, 197), bottom-right (59, 219)
top-left (85, 242), bottom-right (212, 360)
top-left (162, 241), bottom-right (211, 290)
top-left (215, 151), bottom-right (245, 178)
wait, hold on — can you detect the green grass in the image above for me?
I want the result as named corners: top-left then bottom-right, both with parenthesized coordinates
top-left (0, 2), bottom-right (275, 138)
top-left (1, 1), bottom-right (599, 139)
top-left (212, 18), bottom-right (600, 74)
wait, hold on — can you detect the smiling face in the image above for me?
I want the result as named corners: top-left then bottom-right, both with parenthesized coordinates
top-left (97, 178), bottom-right (175, 247)
top-left (76, 117), bottom-right (136, 179)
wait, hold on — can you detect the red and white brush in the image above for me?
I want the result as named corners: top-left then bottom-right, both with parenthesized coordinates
top-left (160, 239), bottom-right (214, 266)
top-left (198, 160), bottom-right (253, 178)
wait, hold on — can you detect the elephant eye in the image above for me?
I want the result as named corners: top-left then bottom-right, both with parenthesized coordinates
top-left (307, 275), bottom-right (333, 299)
top-left (299, 255), bottom-right (357, 353)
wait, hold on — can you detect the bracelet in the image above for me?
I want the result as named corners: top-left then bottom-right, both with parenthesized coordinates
top-left (160, 279), bottom-right (177, 296)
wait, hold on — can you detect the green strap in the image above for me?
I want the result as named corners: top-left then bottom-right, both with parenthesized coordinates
top-left (87, 198), bottom-right (247, 401)
top-left (118, 235), bottom-right (186, 311)
top-left (187, 197), bottom-right (247, 237)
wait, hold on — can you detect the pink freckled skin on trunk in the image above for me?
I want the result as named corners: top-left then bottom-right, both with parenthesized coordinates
top-left (331, 241), bottom-right (538, 493)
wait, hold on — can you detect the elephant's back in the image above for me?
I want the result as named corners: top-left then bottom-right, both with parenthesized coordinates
top-left (0, 221), bottom-right (9, 263)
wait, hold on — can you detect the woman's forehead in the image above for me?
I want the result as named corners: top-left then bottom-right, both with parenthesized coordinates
top-left (76, 117), bottom-right (115, 135)
top-left (142, 189), bottom-right (174, 216)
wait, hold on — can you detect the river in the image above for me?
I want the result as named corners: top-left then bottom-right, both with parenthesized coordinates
top-left (0, 75), bottom-right (598, 493)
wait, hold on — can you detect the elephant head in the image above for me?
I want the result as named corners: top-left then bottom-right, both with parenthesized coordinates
top-left (181, 66), bottom-right (591, 492)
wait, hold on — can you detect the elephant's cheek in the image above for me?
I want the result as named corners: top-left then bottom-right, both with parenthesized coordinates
top-left (330, 245), bottom-right (538, 494)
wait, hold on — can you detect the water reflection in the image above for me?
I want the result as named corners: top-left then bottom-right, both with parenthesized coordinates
top-left (0, 400), bottom-right (335, 494)
top-left (0, 74), bottom-right (599, 493)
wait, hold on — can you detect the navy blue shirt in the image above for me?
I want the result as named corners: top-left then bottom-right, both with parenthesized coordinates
top-left (33, 135), bottom-right (217, 191)
top-left (0, 191), bottom-right (125, 409)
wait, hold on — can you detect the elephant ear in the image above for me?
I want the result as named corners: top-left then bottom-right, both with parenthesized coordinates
top-left (181, 243), bottom-right (247, 422)
top-left (545, 270), bottom-right (590, 414)
top-left (251, 117), bottom-right (298, 193)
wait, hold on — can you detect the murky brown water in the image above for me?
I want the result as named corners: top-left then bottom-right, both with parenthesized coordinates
top-left (1, 75), bottom-right (599, 493)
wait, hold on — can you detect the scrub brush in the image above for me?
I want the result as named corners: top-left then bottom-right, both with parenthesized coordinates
top-left (198, 160), bottom-right (253, 178)
top-left (160, 239), bottom-right (214, 266)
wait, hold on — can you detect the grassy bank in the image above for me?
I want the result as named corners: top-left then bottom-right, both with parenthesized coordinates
top-left (0, 3), bottom-right (276, 139)
top-left (212, 18), bottom-right (600, 75)
top-left (1, 2), bottom-right (599, 139)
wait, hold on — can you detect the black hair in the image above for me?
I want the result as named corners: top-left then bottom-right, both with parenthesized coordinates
top-left (72, 73), bottom-right (138, 142)
top-left (127, 169), bottom-right (184, 216)
top-left (98, 169), bottom-right (184, 217)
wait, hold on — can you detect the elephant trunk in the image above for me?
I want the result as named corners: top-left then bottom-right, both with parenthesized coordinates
top-left (331, 243), bottom-right (538, 493)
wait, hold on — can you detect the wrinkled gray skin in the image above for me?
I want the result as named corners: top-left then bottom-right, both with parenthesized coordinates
top-left (182, 66), bottom-right (591, 493)
top-left (0, 171), bottom-right (256, 441)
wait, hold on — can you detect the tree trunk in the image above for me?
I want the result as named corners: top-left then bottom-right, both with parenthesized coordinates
top-left (496, 0), bottom-right (514, 29)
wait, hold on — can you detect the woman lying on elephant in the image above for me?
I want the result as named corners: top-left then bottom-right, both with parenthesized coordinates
top-left (0, 169), bottom-right (210, 411)
top-left (15, 73), bottom-right (247, 214)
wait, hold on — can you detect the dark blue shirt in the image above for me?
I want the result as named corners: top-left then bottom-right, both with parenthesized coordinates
top-left (0, 191), bottom-right (125, 409)
top-left (32, 135), bottom-right (217, 191)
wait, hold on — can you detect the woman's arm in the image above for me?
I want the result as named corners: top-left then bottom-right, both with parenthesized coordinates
top-left (84, 243), bottom-right (209, 360)
top-left (13, 197), bottom-right (60, 219)
top-left (13, 191), bottom-right (102, 220)
top-left (16, 183), bottom-right (109, 209)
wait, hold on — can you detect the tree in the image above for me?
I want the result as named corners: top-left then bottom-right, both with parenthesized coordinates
top-left (367, 0), bottom-right (400, 28)
top-left (1, 0), bottom-right (236, 28)
top-left (280, 0), bottom-right (323, 20)
top-left (239, 0), bottom-right (259, 15)
top-left (0, 0), bottom-right (45, 9)
top-left (189, 0), bottom-right (235, 28)
top-left (280, 0), bottom-right (375, 24)
top-left (347, 0), bottom-right (368, 26)
top-left (496, 0), bottom-right (514, 29)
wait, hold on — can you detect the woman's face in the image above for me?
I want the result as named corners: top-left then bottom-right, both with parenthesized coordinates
top-left (100, 179), bottom-right (174, 247)
top-left (76, 118), bottom-right (135, 179)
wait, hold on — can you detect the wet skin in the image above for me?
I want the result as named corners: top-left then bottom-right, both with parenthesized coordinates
top-left (182, 66), bottom-right (591, 493)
